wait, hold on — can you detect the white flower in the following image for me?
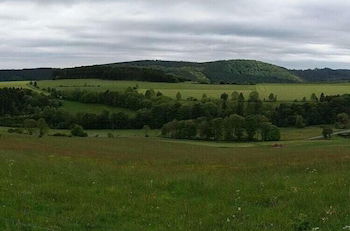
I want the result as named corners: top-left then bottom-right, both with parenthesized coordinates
top-left (343, 226), bottom-right (350, 230)
top-left (312, 227), bottom-right (320, 231)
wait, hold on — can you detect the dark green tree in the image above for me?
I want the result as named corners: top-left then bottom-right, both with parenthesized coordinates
top-left (322, 126), bottom-right (333, 139)
top-left (295, 115), bottom-right (306, 128)
top-left (37, 118), bottom-right (49, 137)
top-left (176, 92), bottom-right (182, 101)
top-left (23, 119), bottom-right (37, 135)
top-left (71, 124), bottom-right (88, 137)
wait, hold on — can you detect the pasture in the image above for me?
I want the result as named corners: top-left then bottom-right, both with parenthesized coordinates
top-left (2, 79), bottom-right (350, 101)
top-left (38, 79), bottom-right (350, 101)
top-left (1, 80), bottom-right (350, 230)
top-left (61, 100), bottom-right (136, 116)
top-left (1, 133), bottom-right (350, 230)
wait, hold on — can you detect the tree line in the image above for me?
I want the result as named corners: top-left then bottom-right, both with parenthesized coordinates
top-left (2, 87), bottom-right (350, 142)
top-left (53, 65), bottom-right (186, 83)
top-left (272, 94), bottom-right (350, 127)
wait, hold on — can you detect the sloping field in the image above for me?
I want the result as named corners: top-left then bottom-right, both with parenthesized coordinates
top-left (1, 134), bottom-right (350, 230)
top-left (39, 79), bottom-right (256, 98)
top-left (39, 79), bottom-right (350, 101)
top-left (0, 81), bottom-right (29, 89)
top-left (257, 83), bottom-right (350, 101)
top-left (61, 100), bottom-right (136, 116)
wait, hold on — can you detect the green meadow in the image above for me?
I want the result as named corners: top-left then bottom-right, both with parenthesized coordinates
top-left (1, 132), bottom-right (350, 230)
top-left (1, 79), bottom-right (350, 230)
top-left (38, 79), bottom-right (350, 101)
top-left (61, 100), bottom-right (136, 116)
top-left (2, 79), bottom-right (350, 102)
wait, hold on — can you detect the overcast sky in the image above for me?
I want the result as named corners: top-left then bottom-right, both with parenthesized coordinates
top-left (1, 0), bottom-right (350, 69)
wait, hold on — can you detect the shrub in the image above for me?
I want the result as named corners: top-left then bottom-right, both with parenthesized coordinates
top-left (52, 133), bottom-right (70, 137)
top-left (322, 126), bottom-right (333, 139)
top-left (70, 124), bottom-right (88, 137)
top-left (7, 128), bottom-right (24, 134)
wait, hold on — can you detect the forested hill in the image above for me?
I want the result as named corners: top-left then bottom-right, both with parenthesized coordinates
top-left (104, 60), bottom-right (302, 84)
top-left (292, 68), bottom-right (350, 82)
top-left (2, 60), bottom-right (350, 83)
top-left (52, 60), bottom-right (302, 84)
top-left (0, 68), bottom-right (53, 81)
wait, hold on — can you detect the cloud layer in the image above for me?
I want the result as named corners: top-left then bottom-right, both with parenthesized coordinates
top-left (1, 0), bottom-right (350, 69)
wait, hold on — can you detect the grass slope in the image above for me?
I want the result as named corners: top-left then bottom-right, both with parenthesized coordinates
top-left (39, 79), bottom-right (350, 101)
top-left (61, 100), bottom-right (136, 116)
top-left (1, 134), bottom-right (350, 230)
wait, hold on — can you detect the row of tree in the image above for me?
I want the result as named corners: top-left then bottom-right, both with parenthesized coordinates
top-left (272, 94), bottom-right (350, 127)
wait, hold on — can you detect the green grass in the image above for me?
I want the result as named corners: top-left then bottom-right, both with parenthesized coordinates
top-left (1, 134), bottom-right (350, 230)
top-left (39, 79), bottom-right (350, 101)
top-left (2, 80), bottom-right (350, 102)
top-left (39, 79), bottom-right (256, 99)
top-left (0, 81), bottom-right (30, 89)
top-left (256, 83), bottom-right (350, 101)
top-left (61, 100), bottom-right (136, 116)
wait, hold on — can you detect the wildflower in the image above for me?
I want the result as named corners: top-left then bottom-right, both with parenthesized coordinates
top-left (343, 225), bottom-right (350, 230)
top-left (312, 227), bottom-right (320, 231)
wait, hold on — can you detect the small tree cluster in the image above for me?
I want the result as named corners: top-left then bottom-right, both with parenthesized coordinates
top-left (335, 113), bottom-right (350, 129)
top-left (161, 115), bottom-right (280, 142)
top-left (23, 118), bottom-right (49, 137)
top-left (268, 93), bottom-right (278, 102)
top-left (70, 124), bottom-right (88, 137)
top-left (322, 126), bottom-right (333, 139)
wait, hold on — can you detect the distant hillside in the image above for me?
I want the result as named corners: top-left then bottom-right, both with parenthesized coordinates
top-left (292, 68), bottom-right (350, 82)
top-left (111, 60), bottom-right (302, 84)
top-left (0, 68), bottom-right (53, 81)
top-left (2, 60), bottom-right (350, 84)
top-left (53, 64), bottom-right (186, 83)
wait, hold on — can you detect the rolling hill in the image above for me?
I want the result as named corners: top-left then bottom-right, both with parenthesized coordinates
top-left (52, 60), bottom-right (302, 84)
top-left (1, 60), bottom-right (350, 84)
top-left (0, 68), bottom-right (53, 81)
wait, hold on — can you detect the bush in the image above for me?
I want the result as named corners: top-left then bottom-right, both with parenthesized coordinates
top-left (7, 128), bottom-right (24, 134)
top-left (70, 124), bottom-right (88, 137)
top-left (322, 126), bottom-right (333, 139)
top-left (261, 123), bottom-right (281, 141)
top-left (52, 133), bottom-right (70, 137)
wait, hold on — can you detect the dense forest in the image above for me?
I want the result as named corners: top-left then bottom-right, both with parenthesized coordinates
top-left (2, 60), bottom-right (350, 84)
top-left (56, 60), bottom-right (302, 84)
top-left (2, 86), bottom-right (350, 141)
top-left (0, 68), bottom-right (53, 81)
top-left (292, 68), bottom-right (350, 82)
top-left (53, 65), bottom-right (186, 83)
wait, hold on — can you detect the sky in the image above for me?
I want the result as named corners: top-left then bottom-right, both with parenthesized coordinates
top-left (1, 0), bottom-right (350, 69)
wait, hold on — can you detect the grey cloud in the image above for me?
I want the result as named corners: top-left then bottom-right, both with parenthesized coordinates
top-left (0, 0), bottom-right (350, 69)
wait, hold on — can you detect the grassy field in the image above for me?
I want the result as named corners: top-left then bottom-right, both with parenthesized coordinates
top-left (2, 79), bottom-right (350, 101)
top-left (38, 79), bottom-right (350, 101)
top-left (1, 80), bottom-right (350, 230)
top-left (0, 81), bottom-right (29, 88)
top-left (61, 100), bottom-right (136, 116)
top-left (1, 133), bottom-right (350, 230)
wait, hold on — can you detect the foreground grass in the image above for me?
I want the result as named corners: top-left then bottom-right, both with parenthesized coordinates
top-left (1, 135), bottom-right (350, 230)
